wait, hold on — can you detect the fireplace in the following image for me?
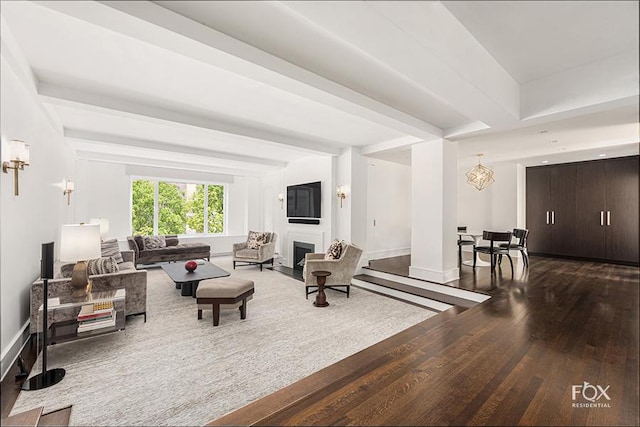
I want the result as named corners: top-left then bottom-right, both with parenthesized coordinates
top-left (293, 241), bottom-right (315, 271)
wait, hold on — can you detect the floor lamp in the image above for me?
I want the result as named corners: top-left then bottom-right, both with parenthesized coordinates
top-left (22, 242), bottom-right (66, 390)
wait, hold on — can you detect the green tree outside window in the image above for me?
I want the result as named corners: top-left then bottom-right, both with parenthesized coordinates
top-left (158, 182), bottom-right (186, 235)
top-left (208, 185), bottom-right (224, 233)
top-left (186, 184), bottom-right (205, 233)
top-left (131, 180), bottom-right (225, 235)
top-left (131, 180), bottom-right (154, 235)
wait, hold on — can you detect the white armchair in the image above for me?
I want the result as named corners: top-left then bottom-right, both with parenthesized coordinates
top-left (303, 243), bottom-right (363, 298)
top-left (232, 232), bottom-right (277, 271)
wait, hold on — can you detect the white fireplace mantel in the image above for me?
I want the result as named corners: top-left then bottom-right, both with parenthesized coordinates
top-left (284, 230), bottom-right (325, 268)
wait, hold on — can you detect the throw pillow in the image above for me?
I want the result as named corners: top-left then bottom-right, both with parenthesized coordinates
top-left (246, 231), bottom-right (267, 250)
top-left (101, 238), bottom-right (124, 264)
top-left (133, 235), bottom-right (145, 251)
top-left (59, 263), bottom-right (75, 279)
top-left (144, 235), bottom-right (166, 250)
top-left (165, 235), bottom-right (179, 247)
top-left (86, 257), bottom-right (120, 275)
top-left (325, 239), bottom-right (344, 260)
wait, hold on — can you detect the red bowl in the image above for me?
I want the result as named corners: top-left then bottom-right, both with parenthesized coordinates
top-left (185, 260), bottom-right (198, 272)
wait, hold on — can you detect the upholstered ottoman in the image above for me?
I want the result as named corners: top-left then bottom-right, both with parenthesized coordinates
top-left (196, 278), bottom-right (254, 326)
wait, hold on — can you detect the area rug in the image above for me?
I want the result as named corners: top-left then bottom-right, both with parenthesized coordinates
top-left (11, 256), bottom-right (436, 426)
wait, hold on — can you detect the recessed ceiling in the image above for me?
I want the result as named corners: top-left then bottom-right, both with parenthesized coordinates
top-left (1, 0), bottom-right (637, 174)
top-left (443, 1), bottom-right (639, 83)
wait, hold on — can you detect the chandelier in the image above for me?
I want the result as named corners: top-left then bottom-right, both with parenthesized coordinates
top-left (466, 154), bottom-right (494, 191)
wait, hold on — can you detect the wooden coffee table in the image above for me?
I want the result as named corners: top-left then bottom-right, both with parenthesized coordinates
top-left (161, 262), bottom-right (230, 297)
top-left (311, 270), bottom-right (331, 307)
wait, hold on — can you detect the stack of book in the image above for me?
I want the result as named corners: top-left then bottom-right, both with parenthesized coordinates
top-left (77, 301), bottom-right (116, 333)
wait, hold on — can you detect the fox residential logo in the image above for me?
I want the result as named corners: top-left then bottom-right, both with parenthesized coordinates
top-left (571, 381), bottom-right (612, 408)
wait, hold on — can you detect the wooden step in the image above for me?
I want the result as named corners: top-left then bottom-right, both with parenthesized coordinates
top-left (352, 277), bottom-right (454, 312)
top-left (39, 406), bottom-right (72, 426)
top-left (361, 266), bottom-right (491, 303)
top-left (354, 273), bottom-right (479, 309)
top-left (1, 407), bottom-right (43, 427)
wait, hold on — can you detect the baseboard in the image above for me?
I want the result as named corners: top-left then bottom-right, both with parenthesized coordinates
top-left (1, 319), bottom-right (31, 382)
top-left (366, 247), bottom-right (411, 260)
top-left (409, 265), bottom-right (459, 284)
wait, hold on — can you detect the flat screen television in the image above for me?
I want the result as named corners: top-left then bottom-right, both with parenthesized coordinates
top-left (287, 181), bottom-right (321, 218)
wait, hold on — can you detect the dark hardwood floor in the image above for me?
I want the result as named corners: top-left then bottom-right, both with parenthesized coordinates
top-left (209, 256), bottom-right (639, 426)
top-left (3, 256), bottom-right (638, 426)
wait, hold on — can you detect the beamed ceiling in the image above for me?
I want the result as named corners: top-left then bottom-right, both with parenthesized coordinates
top-left (1, 0), bottom-right (638, 174)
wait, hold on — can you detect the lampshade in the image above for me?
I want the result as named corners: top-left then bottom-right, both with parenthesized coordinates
top-left (8, 139), bottom-right (29, 164)
top-left (89, 217), bottom-right (110, 239)
top-left (59, 224), bottom-right (101, 262)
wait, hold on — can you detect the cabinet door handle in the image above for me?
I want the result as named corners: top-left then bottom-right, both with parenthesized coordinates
top-left (551, 211), bottom-right (555, 225)
top-left (600, 211), bottom-right (604, 226)
top-left (546, 211), bottom-right (549, 224)
top-left (607, 211), bottom-right (611, 226)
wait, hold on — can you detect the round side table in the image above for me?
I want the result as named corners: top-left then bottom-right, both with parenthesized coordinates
top-left (311, 270), bottom-right (331, 307)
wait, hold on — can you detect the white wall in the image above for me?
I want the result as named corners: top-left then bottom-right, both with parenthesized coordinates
top-left (75, 160), bottom-right (131, 237)
top-left (457, 161), bottom-right (525, 250)
top-left (260, 171), bottom-right (285, 255)
top-left (74, 161), bottom-right (260, 255)
top-left (1, 55), bottom-right (74, 378)
top-left (366, 158), bottom-right (412, 260)
top-left (280, 156), bottom-right (334, 267)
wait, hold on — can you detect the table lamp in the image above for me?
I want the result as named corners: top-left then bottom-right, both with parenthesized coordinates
top-left (89, 217), bottom-right (110, 241)
top-left (60, 224), bottom-right (101, 298)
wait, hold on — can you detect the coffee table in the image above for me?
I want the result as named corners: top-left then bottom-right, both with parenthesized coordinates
top-left (161, 262), bottom-right (230, 297)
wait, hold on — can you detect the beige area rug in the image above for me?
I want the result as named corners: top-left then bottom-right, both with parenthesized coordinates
top-left (11, 256), bottom-right (436, 426)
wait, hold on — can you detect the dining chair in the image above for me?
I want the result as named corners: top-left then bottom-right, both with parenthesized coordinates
top-left (457, 226), bottom-right (475, 266)
top-left (473, 231), bottom-right (514, 277)
top-left (498, 228), bottom-right (529, 267)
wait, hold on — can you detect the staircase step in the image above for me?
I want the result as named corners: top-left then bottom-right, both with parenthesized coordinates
top-left (355, 274), bottom-right (480, 309)
top-left (353, 277), bottom-right (454, 312)
top-left (361, 267), bottom-right (490, 303)
top-left (39, 406), bottom-right (72, 426)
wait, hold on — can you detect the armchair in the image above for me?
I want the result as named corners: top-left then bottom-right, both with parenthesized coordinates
top-left (303, 243), bottom-right (363, 298)
top-left (232, 232), bottom-right (277, 271)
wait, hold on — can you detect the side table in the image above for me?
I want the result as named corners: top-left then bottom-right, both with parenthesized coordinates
top-left (311, 270), bottom-right (331, 307)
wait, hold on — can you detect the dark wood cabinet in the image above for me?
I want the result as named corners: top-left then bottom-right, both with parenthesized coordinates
top-left (525, 167), bottom-right (552, 254)
top-left (575, 161), bottom-right (606, 259)
top-left (527, 156), bottom-right (639, 265)
top-left (604, 157), bottom-right (639, 263)
top-left (526, 164), bottom-right (577, 256)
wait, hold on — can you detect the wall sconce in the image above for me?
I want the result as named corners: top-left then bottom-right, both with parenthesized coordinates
top-left (63, 179), bottom-right (74, 205)
top-left (277, 193), bottom-right (285, 209)
top-left (336, 185), bottom-right (347, 208)
top-left (2, 139), bottom-right (30, 196)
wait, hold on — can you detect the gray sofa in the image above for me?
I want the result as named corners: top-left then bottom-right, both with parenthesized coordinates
top-left (127, 235), bottom-right (210, 266)
top-left (30, 250), bottom-right (147, 334)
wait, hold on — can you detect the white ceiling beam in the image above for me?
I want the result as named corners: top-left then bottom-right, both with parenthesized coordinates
top-left (34, 0), bottom-right (442, 141)
top-left (360, 136), bottom-right (423, 156)
top-left (74, 150), bottom-right (269, 177)
top-left (38, 81), bottom-right (341, 156)
top-left (282, 1), bottom-right (521, 129)
top-left (64, 129), bottom-right (287, 169)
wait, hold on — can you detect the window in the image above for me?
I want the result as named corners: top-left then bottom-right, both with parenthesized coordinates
top-left (131, 179), bottom-right (225, 235)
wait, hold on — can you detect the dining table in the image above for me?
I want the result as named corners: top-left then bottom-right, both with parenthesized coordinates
top-left (457, 231), bottom-right (491, 267)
